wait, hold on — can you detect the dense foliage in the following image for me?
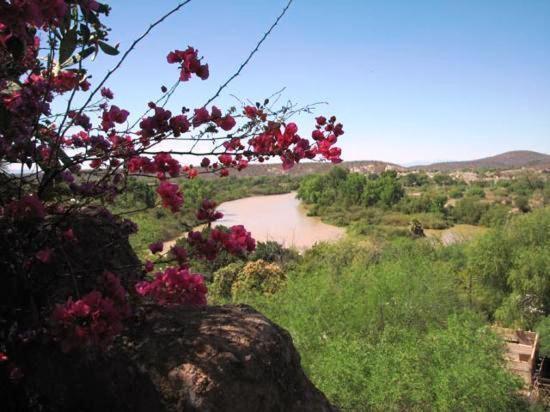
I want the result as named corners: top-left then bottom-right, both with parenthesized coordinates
top-left (203, 205), bottom-right (550, 410)
top-left (297, 166), bottom-right (548, 243)
top-left (228, 234), bottom-right (533, 410)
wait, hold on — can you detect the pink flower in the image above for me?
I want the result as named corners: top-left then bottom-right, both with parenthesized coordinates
top-left (153, 152), bottom-right (180, 179)
top-left (156, 181), bottom-right (183, 212)
top-left (50, 273), bottom-right (130, 352)
top-left (166, 47), bottom-right (209, 82)
top-left (169, 115), bottom-right (190, 136)
top-left (35, 248), bottom-right (53, 263)
top-left (170, 246), bottom-right (188, 265)
top-left (101, 105), bottom-right (129, 131)
top-left (196, 199), bottom-right (223, 222)
top-left (244, 105), bottom-right (258, 118)
top-left (218, 154), bottom-right (232, 166)
top-left (4, 195), bottom-right (46, 220)
top-left (100, 87), bottom-right (114, 99)
top-left (63, 228), bottom-right (76, 241)
top-left (218, 115), bottom-right (236, 131)
top-left (149, 242), bottom-right (164, 254)
top-left (192, 107), bottom-right (210, 127)
top-left (135, 267), bottom-right (207, 306)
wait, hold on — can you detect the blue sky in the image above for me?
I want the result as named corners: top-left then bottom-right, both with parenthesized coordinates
top-left (80, 0), bottom-right (550, 164)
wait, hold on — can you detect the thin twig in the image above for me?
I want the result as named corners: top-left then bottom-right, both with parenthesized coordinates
top-left (202, 0), bottom-right (294, 108)
top-left (189, 0), bottom-right (294, 153)
top-left (61, 0), bottom-right (194, 137)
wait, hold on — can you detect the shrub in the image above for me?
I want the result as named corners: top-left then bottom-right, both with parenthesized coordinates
top-left (479, 204), bottom-right (510, 227)
top-left (536, 317), bottom-right (550, 358)
top-left (231, 260), bottom-right (286, 300)
top-left (210, 262), bottom-right (245, 300)
top-left (250, 241), bottom-right (300, 266)
top-left (466, 186), bottom-right (486, 198)
top-left (451, 197), bottom-right (489, 224)
top-left (449, 187), bottom-right (464, 199)
top-left (514, 195), bottom-right (530, 213)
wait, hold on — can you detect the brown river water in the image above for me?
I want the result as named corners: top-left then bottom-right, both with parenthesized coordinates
top-left (163, 192), bottom-right (345, 252)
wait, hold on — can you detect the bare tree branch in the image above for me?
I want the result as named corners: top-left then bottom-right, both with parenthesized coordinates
top-left (62, 0), bottom-right (194, 137)
top-left (202, 0), bottom-right (294, 108)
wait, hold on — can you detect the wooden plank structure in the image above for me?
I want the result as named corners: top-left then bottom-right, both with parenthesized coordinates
top-left (493, 327), bottom-right (539, 389)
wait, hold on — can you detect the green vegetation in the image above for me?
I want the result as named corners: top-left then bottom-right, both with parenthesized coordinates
top-left (465, 208), bottom-right (550, 329)
top-left (124, 167), bottom-right (549, 410)
top-left (536, 317), bottom-right (550, 358)
top-left (214, 212), bottom-right (550, 410)
top-left (229, 260), bottom-right (287, 300)
top-left (297, 167), bottom-right (548, 242)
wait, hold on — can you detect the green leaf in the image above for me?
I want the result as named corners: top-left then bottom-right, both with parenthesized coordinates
top-left (96, 3), bottom-right (111, 14)
top-left (79, 24), bottom-right (91, 42)
top-left (61, 46), bottom-right (96, 68)
top-left (59, 28), bottom-right (78, 66)
top-left (98, 41), bottom-right (120, 56)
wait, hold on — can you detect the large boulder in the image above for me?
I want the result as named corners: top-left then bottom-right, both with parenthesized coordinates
top-left (1, 212), bottom-right (336, 411)
top-left (17, 304), bottom-right (336, 412)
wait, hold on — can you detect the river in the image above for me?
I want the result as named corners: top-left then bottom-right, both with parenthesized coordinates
top-left (163, 192), bottom-right (345, 252)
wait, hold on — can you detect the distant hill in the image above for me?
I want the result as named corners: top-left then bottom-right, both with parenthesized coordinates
top-left (210, 150), bottom-right (549, 178)
top-left (410, 151), bottom-right (550, 171)
top-left (232, 160), bottom-right (405, 178)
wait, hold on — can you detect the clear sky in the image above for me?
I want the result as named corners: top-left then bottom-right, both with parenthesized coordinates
top-left (81, 0), bottom-right (550, 165)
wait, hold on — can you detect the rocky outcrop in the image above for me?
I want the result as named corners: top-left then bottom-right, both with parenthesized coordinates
top-left (21, 304), bottom-right (336, 412)
top-left (1, 212), bottom-right (336, 411)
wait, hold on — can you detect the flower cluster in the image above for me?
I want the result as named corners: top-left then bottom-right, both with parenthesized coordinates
top-left (156, 181), bottom-right (183, 212)
top-left (166, 47), bottom-right (209, 81)
top-left (247, 117), bottom-right (343, 169)
top-left (311, 115), bottom-right (344, 163)
top-left (0, 0), bottom-right (68, 44)
top-left (101, 105), bottom-right (130, 131)
top-left (196, 199), bottom-right (223, 222)
top-left (243, 105), bottom-right (267, 121)
top-left (138, 104), bottom-right (173, 140)
top-left (214, 225), bottom-right (256, 255)
top-left (187, 224), bottom-right (255, 260)
top-left (2, 195), bottom-right (45, 220)
top-left (50, 272), bottom-right (130, 352)
top-left (51, 70), bottom-right (89, 93)
top-left (192, 106), bottom-right (236, 131)
top-left (135, 267), bottom-right (207, 306)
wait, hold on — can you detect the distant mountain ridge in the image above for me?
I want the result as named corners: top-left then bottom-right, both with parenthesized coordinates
top-left (217, 150), bottom-right (549, 178)
top-left (409, 150), bottom-right (550, 171)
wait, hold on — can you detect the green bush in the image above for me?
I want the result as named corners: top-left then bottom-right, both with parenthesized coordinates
top-left (465, 207), bottom-right (550, 328)
top-left (479, 204), bottom-right (510, 227)
top-left (231, 260), bottom-right (286, 300)
top-left (449, 187), bottom-right (464, 199)
top-left (210, 262), bottom-right (245, 300)
top-left (536, 316), bottom-right (550, 358)
top-left (514, 195), bottom-right (530, 213)
top-left (451, 197), bottom-right (488, 224)
top-left (466, 186), bottom-right (486, 199)
top-left (250, 240), bottom-right (300, 266)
